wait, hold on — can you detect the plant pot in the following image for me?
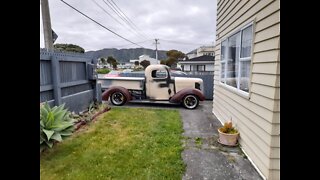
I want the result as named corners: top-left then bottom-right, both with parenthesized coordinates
top-left (218, 128), bottom-right (239, 146)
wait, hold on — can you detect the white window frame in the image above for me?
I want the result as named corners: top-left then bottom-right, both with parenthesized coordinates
top-left (220, 22), bottom-right (253, 96)
top-left (197, 65), bottom-right (205, 72)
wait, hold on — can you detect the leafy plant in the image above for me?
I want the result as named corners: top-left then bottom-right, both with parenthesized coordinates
top-left (96, 68), bottom-right (111, 74)
top-left (40, 102), bottom-right (75, 152)
top-left (218, 121), bottom-right (238, 134)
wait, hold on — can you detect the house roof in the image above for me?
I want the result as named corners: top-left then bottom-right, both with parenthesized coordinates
top-left (182, 55), bottom-right (215, 62)
top-left (186, 49), bottom-right (197, 55)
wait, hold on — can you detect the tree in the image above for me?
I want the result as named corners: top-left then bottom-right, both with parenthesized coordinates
top-left (166, 50), bottom-right (185, 60)
top-left (100, 57), bottom-right (106, 64)
top-left (53, 43), bottom-right (85, 53)
top-left (134, 61), bottom-right (139, 66)
top-left (165, 49), bottom-right (186, 67)
top-left (165, 57), bottom-right (177, 67)
top-left (107, 56), bottom-right (117, 67)
top-left (160, 60), bottom-right (166, 65)
top-left (112, 61), bottom-right (118, 69)
top-left (140, 60), bottom-right (150, 69)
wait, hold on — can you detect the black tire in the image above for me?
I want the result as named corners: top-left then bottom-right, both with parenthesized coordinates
top-left (182, 94), bottom-right (199, 109)
top-left (110, 91), bottom-right (127, 106)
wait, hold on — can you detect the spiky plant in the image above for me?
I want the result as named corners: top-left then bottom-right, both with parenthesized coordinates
top-left (40, 102), bottom-right (75, 152)
top-left (219, 121), bottom-right (238, 134)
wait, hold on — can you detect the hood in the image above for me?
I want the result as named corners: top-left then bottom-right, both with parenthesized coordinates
top-left (174, 77), bottom-right (203, 93)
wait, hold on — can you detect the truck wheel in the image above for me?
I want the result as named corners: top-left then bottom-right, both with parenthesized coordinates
top-left (182, 95), bottom-right (199, 109)
top-left (110, 91), bottom-right (127, 106)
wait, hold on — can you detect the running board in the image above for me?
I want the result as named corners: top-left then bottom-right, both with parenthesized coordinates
top-left (129, 100), bottom-right (180, 105)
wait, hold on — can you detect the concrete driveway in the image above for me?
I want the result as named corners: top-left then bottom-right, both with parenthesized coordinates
top-left (180, 101), bottom-right (263, 180)
top-left (106, 100), bottom-right (263, 180)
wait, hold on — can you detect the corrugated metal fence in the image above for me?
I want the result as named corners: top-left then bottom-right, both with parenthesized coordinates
top-left (40, 49), bottom-right (101, 113)
top-left (119, 73), bottom-right (214, 100)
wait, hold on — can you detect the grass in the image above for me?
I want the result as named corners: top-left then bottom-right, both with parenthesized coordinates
top-left (40, 107), bottom-right (185, 180)
top-left (195, 137), bottom-right (202, 148)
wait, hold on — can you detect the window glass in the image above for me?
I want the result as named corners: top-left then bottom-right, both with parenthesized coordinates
top-left (221, 40), bottom-right (227, 61)
top-left (226, 32), bottom-right (240, 88)
top-left (241, 25), bottom-right (253, 58)
top-left (239, 61), bottom-right (250, 92)
top-left (152, 69), bottom-right (167, 78)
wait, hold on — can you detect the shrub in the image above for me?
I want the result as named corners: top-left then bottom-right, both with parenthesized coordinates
top-left (133, 67), bottom-right (144, 71)
top-left (40, 102), bottom-right (75, 152)
top-left (96, 68), bottom-right (111, 74)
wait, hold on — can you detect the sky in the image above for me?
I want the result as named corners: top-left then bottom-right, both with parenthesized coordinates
top-left (40, 0), bottom-right (217, 53)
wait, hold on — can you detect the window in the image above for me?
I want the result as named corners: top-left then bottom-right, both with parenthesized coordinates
top-left (220, 24), bottom-right (253, 93)
top-left (152, 69), bottom-right (167, 78)
top-left (197, 65), bottom-right (205, 71)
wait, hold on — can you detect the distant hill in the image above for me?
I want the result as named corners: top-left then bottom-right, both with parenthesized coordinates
top-left (85, 48), bottom-right (168, 63)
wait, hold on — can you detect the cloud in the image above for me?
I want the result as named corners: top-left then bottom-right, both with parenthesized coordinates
top-left (40, 0), bottom-right (217, 53)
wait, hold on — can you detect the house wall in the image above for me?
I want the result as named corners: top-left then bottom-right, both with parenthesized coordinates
top-left (213, 0), bottom-right (280, 179)
top-left (206, 64), bottom-right (214, 71)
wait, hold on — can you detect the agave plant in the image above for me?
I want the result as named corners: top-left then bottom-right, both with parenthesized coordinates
top-left (40, 102), bottom-right (75, 152)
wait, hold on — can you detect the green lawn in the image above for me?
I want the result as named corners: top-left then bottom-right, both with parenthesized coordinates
top-left (40, 107), bottom-right (185, 180)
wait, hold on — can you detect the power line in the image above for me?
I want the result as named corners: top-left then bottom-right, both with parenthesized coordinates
top-left (108, 0), bottom-right (153, 39)
top-left (59, 0), bottom-right (144, 48)
top-left (91, 0), bottom-right (145, 41)
top-left (91, 0), bottom-right (124, 28)
top-left (100, 0), bottom-right (148, 40)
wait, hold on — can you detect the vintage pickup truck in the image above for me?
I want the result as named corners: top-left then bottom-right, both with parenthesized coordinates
top-left (97, 64), bottom-right (205, 109)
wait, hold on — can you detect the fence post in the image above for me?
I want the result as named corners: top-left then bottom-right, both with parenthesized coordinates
top-left (51, 55), bottom-right (62, 105)
top-left (94, 83), bottom-right (102, 103)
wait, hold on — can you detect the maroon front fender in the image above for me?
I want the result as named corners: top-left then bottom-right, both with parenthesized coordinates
top-left (169, 88), bottom-right (205, 103)
top-left (102, 86), bottom-right (132, 102)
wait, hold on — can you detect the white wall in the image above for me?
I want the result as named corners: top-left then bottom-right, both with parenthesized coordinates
top-left (206, 64), bottom-right (214, 71)
top-left (129, 55), bottom-right (159, 65)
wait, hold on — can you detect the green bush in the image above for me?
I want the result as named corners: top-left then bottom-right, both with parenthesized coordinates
top-left (133, 67), bottom-right (144, 71)
top-left (40, 102), bottom-right (75, 152)
top-left (96, 68), bottom-right (111, 74)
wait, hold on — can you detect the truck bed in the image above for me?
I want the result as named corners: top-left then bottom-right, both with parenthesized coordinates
top-left (97, 77), bottom-right (145, 90)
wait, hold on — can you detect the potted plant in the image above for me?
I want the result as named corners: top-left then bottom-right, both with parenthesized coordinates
top-left (218, 121), bottom-right (239, 146)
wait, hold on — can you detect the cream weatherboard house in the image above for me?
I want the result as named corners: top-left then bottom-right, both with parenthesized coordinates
top-left (213, 0), bottom-right (280, 179)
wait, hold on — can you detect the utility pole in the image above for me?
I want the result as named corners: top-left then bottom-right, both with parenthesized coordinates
top-left (154, 39), bottom-right (160, 63)
top-left (41, 0), bottom-right (54, 51)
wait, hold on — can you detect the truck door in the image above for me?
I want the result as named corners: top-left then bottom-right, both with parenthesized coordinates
top-left (146, 67), bottom-right (173, 100)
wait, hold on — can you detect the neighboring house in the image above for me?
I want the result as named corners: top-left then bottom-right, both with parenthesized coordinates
top-left (197, 45), bottom-right (215, 56)
top-left (129, 55), bottom-right (160, 65)
top-left (186, 49), bottom-right (197, 59)
top-left (179, 55), bottom-right (214, 75)
top-left (186, 45), bottom-right (215, 59)
top-left (118, 62), bottom-right (134, 69)
top-left (213, 0), bottom-right (280, 179)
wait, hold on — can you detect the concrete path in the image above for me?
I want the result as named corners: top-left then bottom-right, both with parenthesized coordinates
top-left (180, 101), bottom-right (263, 180)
